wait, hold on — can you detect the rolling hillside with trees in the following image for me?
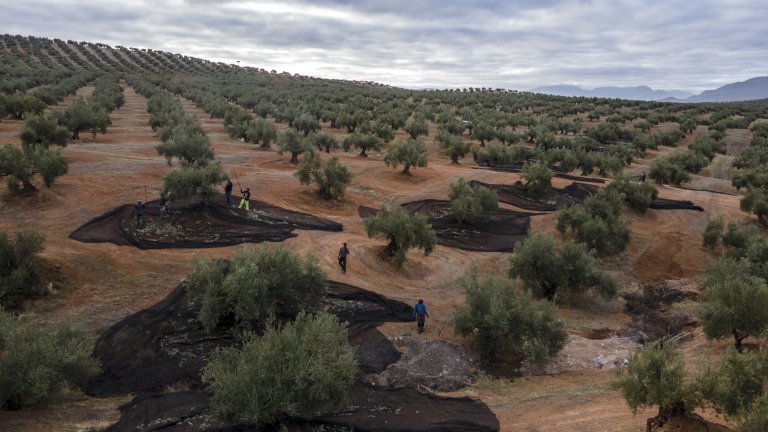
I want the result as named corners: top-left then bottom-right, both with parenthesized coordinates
top-left (1, 34), bottom-right (768, 432)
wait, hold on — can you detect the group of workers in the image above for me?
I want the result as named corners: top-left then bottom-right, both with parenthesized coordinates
top-left (128, 180), bottom-right (431, 333)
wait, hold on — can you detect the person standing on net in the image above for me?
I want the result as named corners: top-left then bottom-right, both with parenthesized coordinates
top-left (413, 299), bottom-right (429, 333)
top-left (338, 242), bottom-right (350, 274)
top-left (131, 201), bottom-right (146, 228)
top-left (224, 179), bottom-right (233, 205)
top-left (238, 187), bottom-right (251, 211)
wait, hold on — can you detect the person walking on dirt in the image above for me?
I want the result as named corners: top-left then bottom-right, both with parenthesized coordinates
top-left (413, 299), bottom-right (429, 333)
top-left (338, 242), bottom-right (350, 274)
top-left (238, 187), bottom-right (251, 211)
top-left (131, 201), bottom-right (146, 228)
top-left (224, 179), bottom-right (233, 205)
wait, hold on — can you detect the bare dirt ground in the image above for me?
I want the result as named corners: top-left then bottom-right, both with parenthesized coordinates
top-left (0, 86), bottom-right (751, 431)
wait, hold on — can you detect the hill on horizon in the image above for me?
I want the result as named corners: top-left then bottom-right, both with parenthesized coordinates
top-left (679, 76), bottom-right (768, 102)
top-left (532, 77), bottom-right (768, 102)
top-left (530, 84), bottom-right (692, 101)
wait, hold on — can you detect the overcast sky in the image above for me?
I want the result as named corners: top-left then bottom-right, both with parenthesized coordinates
top-left (2, 0), bottom-right (766, 92)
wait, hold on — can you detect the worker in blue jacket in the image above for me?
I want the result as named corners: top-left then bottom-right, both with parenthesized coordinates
top-left (413, 299), bottom-right (429, 333)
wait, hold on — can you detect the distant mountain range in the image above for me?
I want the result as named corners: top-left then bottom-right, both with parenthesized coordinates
top-left (530, 76), bottom-right (768, 102)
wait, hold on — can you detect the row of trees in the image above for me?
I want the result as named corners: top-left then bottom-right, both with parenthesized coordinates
top-left (128, 75), bottom-right (225, 203)
top-left (732, 122), bottom-right (768, 225)
top-left (649, 135), bottom-right (726, 185)
top-left (1, 74), bottom-right (124, 193)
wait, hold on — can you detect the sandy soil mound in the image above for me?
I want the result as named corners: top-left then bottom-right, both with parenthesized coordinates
top-left (359, 199), bottom-right (541, 252)
top-left (521, 335), bottom-right (640, 375)
top-left (69, 198), bottom-right (342, 249)
top-left (371, 335), bottom-right (484, 391)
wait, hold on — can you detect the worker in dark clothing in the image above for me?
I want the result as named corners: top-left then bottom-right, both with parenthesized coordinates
top-left (131, 201), bottom-right (146, 228)
top-left (639, 171), bottom-right (646, 182)
top-left (238, 187), bottom-right (251, 211)
top-left (224, 179), bottom-right (233, 205)
top-left (338, 242), bottom-right (350, 274)
top-left (160, 194), bottom-right (167, 208)
top-left (413, 299), bottom-right (429, 333)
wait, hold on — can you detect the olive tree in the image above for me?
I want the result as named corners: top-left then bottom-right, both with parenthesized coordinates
top-left (695, 347), bottom-right (768, 421)
top-left (292, 112), bottom-right (321, 137)
top-left (309, 132), bottom-right (339, 153)
top-left (383, 138), bottom-right (427, 175)
top-left (156, 123), bottom-right (215, 166)
top-left (471, 121), bottom-right (495, 146)
top-left (649, 157), bottom-right (690, 185)
top-left (607, 176), bottom-right (659, 214)
top-left (277, 129), bottom-right (308, 163)
top-left (740, 187), bottom-right (768, 227)
top-left (521, 161), bottom-right (553, 195)
top-left (612, 341), bottom-right (693, 432)
top-left (702, 216), bottom-right (725, 248)
top-left (342, 132), bottom-right (380, 157)
top-left (0, 309), bottom-right (100, 409)
top-left (403, 116), bottom-right (429, 139)
top-left (454, 267), bottom-right (566, 363)
top-left (739, 394), bottom-right (768, 432)
top-left (2, 94), bottom-right (46, 119)
top-left (0, 229), bottom-right (46, 310)
top-left (295, 150), bottom-right (352, 199)
top-left (202, 312), bottom-right (356, 425)
top-left (19, 115), bottom-right (69, 149)
top-left (364, 205), bottom-right (436, 268)
top-left (556, 189), bottom-right (630, 257)
top-left (449, 177), bottom-right (498, 223)
top-left (52, 98), bottom-right (111, 139)
top-left (187, 245), bottom-right (327, 331)
top-left (161, 160), bottom-right (226, 204)
top-left (0, 143), bottom-right (68, 192)
top-left (700, 257), bottom-right (768, 351)
top-left (246, 118), bottom-right (277, 149)
top-left (437, 133), bottom-right (471, 163)
top-left (509, 232), bottom-right (617, 301)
